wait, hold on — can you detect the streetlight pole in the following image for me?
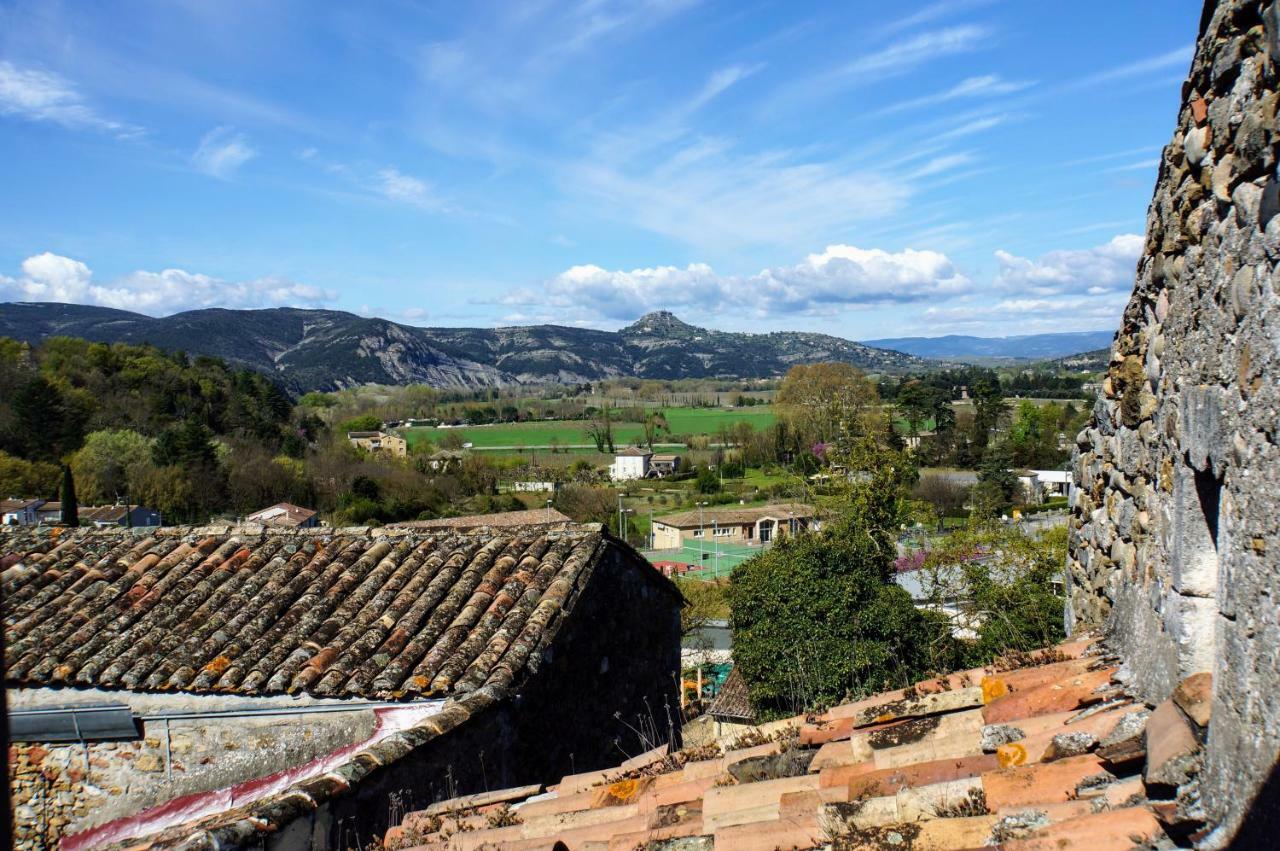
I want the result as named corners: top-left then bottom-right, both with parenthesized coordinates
top-left (698, 501), bottom-right (707, 566)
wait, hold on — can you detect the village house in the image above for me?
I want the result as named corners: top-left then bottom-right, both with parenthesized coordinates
top-left (650, 503), bottom-right (817, 549)
top-left (3, 523), bottom-right (681, 850)
top-left (2, 498), bottom-right (45, 526)
top-left (245, 501), bottom-right (320, 528)
top-left (32, 502), bottom-right (163, 528)
top-left (424, 448), bottom-right (467, 472)
top-left (649, 452), bottom-right (683, 476)
top-left (608, 446), bottom-right (652, 480)
top-left (346, 430), bottom-right (409, 457)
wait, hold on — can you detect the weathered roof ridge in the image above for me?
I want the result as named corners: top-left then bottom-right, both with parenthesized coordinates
top-left (378, 634), bottom-right (1211, 850)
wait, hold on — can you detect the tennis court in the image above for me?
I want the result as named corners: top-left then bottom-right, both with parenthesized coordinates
top-left (642, 540), bottom-right (766, 581)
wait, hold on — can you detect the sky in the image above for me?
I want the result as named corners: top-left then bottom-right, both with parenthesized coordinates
top-left (0, 0), bottom-right (1202, 339)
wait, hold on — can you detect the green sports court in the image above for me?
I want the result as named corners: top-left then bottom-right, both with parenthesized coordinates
top-left (641, 540), bottom-right (765, 581)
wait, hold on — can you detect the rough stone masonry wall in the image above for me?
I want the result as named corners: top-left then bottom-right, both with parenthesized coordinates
top-left (8, 707), bottom-right (379, 851)
top-left (1067, 0), bottom-right (1280, 840)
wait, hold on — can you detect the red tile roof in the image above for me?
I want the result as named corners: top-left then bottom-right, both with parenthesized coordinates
top-left (654, 502), bottom-right (816, 529)
top-left (382, 635), bottom-right (1198, 850)
top-left (2, 524), bottom-right (608, 700)
top-left (244, 501), bottom-right (318, 527)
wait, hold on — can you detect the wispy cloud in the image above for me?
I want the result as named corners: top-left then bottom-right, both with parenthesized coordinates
top-left (686, 63), bottom-right (762, 111)
top-left (0, 61), bottom-right (142, 138)
top-left (191, 127), bottom-right (256, 178)
top-left (875, 74), bottom-right (1033, 115)
top-left (844, 26), bottom-right (991, 79)
top-left (1060, 145), bottom-right (1163, 168)
top-left (876, 0), bottom-right (996, 37)
top-left (1, 252), bottom-right (335, 315)
top-left (1061, 45), bottom-right (1193, 91)
top-left (1101, 158), bottom-right (1159, 174)
top-left (299, 150), bottom-right (453, 213)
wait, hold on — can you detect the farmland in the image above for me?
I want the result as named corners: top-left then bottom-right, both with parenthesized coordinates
top-left (402, 406), bottom-right (777, 451)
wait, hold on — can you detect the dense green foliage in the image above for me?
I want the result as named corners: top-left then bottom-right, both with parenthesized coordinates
top-left (728, 465), bottom-right (947, 718)
top-left (917, 525), bottom-right (1068, 665)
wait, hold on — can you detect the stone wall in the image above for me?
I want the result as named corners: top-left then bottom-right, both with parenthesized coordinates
top-left (8, 698), bottom-right (388, 851)
top-left (1067, 0), bottom-right (1280, 841)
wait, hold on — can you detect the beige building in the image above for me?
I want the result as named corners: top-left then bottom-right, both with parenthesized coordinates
top-left (347, 430), bottom-right (408, 457)
top-left (650, 503), bottom-right (816, 550)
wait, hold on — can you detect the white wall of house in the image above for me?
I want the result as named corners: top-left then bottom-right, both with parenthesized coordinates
top-left (609, 454), bottom-right (650, 481)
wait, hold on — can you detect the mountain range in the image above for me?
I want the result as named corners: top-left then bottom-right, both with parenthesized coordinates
top-left (0, 304), bottom-right (927, 393)
top-left (863, 331), bottom-right (1115, 361)
top-left (0, 303), bottom-right (1113, 393)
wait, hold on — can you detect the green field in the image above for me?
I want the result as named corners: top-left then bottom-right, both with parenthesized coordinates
top-left (403, 406), bottom-right (776, 451)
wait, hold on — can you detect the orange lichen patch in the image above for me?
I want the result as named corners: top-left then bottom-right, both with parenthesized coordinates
top-left (591, 777), bottom-right (652, 807)
top-left (202, 656), bottom-right (232, 676)
top-left (996, 742), bottom-right (1028, 768)
top-left (981, 676), bottom-right (1010, 703)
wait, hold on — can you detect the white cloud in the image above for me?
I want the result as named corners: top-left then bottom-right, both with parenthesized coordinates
top-left (192, 127), bottom-right (256, 178)
top-left (1062, 45), bottom-right (1193, 91)
top-left (993, 234), bottom-right (1143, 296)
top-left (0, 61), bottom-right (141, 137)
top-left (1, 252), bottom-right (336, 315)
top-left (876, 75), bottom-right (1033, 115)
top-left (376, 167), bottom-right (443, 209)
top-left (687, 64), bottom-right (761, 111)
top-left (844, 26), bottom-right (990, 79)
top-left (923, 294), bottom-right (1128, 333)
top-left (1101, 159), bottom-right (1159, 174)
top-left (502, 244), bottom-right (971, 322)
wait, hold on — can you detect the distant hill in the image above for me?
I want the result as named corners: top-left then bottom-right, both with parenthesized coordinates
top-left (0, 304), bottom-right (925, 393)
top-left (1050, 347), bottom-right (1111, 371)
top-left (862, 331), bottom-right (1115, 361)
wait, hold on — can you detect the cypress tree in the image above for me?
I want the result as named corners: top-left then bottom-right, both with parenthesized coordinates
top-left (60, 464), bottom-right (78, 527)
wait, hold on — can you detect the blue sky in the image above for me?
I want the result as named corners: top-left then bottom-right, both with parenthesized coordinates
top-left (0, 0), bottom-right (1200, 338)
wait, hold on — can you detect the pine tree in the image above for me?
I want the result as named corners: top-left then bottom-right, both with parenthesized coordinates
top-left (60, 464), bottom-right (79, 527)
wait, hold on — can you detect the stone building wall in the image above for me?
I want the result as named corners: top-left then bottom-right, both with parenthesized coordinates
top-left (7, 699), bottom-right (389, 851)
top-left (1067, 0), bottom-right (1279, 841)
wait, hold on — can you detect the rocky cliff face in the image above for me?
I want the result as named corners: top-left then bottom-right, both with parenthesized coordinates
top-left (1068, 1), bottom-right (1279, 840)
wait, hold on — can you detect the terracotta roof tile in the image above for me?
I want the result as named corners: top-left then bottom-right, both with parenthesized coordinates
top-left (384, 633), bottom-right (1187, 850)
top-left (2, 525), bottom-right (607, 700)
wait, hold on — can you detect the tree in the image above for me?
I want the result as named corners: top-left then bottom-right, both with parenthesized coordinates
top-left (1009, 401), bottom-right (1064, 469)
top-left (0, 451), bottom-right (60, 499)
top-left (5, 376), bottom-right (85, 461)
top-left (776, 363), bottom-right (880, 451)
top-left (729, 465), bottom-right (949, 717)
top-left (970, 375), bottom-right (1006, 449)
top-left (675, 578), bottom-right (729, 641)
top-left (71, 429), bottom-right (154, 504)
top-left (152, 419), bottom-right (217, 469)
top-left (641, 410), bottom-right (669, 449)
top-left (60, 464), bottom-right (78, 526)
top-left (695, 465), bottom-right (721, 494)
top-left (586, 404), bottom-right (615, 453)
top-left (912, 475), bottom-right (970, 529)
top-left (972, 442), bottom-right (1018, 519)
top-left (338, 413), bottom-right (383, 434)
